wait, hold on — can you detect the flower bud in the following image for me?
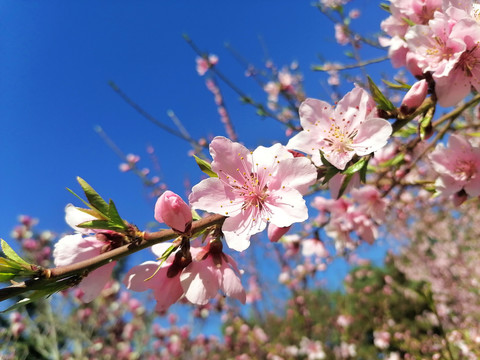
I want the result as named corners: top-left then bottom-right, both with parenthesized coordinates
top-left (267, 224), bottom-right (291, 242)
top-left (400, 79), bottom-right (428, 115)
top-left (155, 191), bottom-right (192, 233)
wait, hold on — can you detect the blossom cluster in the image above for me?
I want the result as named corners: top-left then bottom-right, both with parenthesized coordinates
top-left (123, 239), bottom-right (246, 313)
top-left (429, 134), bottom-right (480, 205)
top-left (313, 185), bottom-right (387, 253)
top-left (381, 0), bottom-right (480, 106)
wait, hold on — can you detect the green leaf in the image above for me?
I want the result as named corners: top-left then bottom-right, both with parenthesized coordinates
top-left (193, 155), bottom-right (218, 178)
top-left (76, 207), bottom-right (107, 220)
top-left (343, 157), bottom-right (368, 175)
top-left (77, 177), bottom-right (110, 216)
top-left (77, 220), bottom-right (125, 231)
top-left (1, 239), bottom-right (29, 266)
top-left (256, 108), bottom-right (268, 117)
top-left (191, 209), bottom-right (202, 221)
top-left (395, 123), bottom-right (417, 137)
top-left (108, 200), bottom-right (126, 230)
top-left (419, 110), bottom-right (433, 140)
top-left (380, 3), bottom-right (390, 12)
top-left (402, 17), bottom-right (416, 26)
top-left (382, 79), bottom-right (411, 91)
top-left (0, 273), bottom-right (16, 282)
top-left (319, 151), bottom-right (341, 185)
top-left (0, 257), bottom-right (24, 271)
top-left (66, 188), bottom-right (107, 220)
top-left (322, 167), bottom-right (340, 185)
top-left (359, 159), bottom-right (368, 183)
top-left (337, 173), bottom-right (353, 198)
top-left (145, 244), bottom-right (178, 281)
top-left (367, 76), bottom-right (396, 112)
top-left (1, 279), bottom-right (71, 313)
top-left (379, 152), bottom-right (405, 167)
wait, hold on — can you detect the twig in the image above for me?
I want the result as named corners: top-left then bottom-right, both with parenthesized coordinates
top-left (0, 214), bottom-right (226, 303)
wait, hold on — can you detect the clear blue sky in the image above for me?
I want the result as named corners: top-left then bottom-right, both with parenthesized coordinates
top-left (1, 0), bottom-right (389, 308)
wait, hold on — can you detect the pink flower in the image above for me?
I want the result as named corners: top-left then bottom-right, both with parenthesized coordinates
top-left (196, 54), bottom-right (218, 76)
top-left (429, 134), bottom-right (480, 199)
top-left (301, 238), bottom-right (329, 258)
top-left (334, 23), bottom-right (349, 46)
top-left (351, 185), bottom-right (388, 222)
top-left (433, 19), bottom-right (480, 106)
top-left (287, 87), bottom-right (392, 170)
top-left (123, 243), bottom-right (185, 313)
top-left (267, 224), bottom-right (291, 242)
top-left (189, 136), bottom-right (317, 251)
top-left (180, 240), bottom-right (246, 305)
top-left (53, 205), bottom-right (117, 303)
top-left (299, 337), bottom-right (326, 359)
top-left (154, 191), bottom-right (192, 233)
top-left (400, 79), bottom-right (428, 114)
top-left (374, 330), bottom-right (391, 349)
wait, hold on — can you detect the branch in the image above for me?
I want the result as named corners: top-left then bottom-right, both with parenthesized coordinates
top-left (0, 214), bottom-right (226, 303)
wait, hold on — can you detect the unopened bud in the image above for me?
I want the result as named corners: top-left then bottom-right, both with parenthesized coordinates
top-left (400, 79), bottom-right (428, 115)
top-left (155, 191), bottom-right (192, 233)
top-left (267, 224), bottom-right (291, 242)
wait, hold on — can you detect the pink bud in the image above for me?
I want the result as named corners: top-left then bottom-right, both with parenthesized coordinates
top-left (155, 191), bottom-right (192, 233)
top-left (401, 79), bottom-right (428, 114)
top-left (267, 224), bottom-right (291, 242)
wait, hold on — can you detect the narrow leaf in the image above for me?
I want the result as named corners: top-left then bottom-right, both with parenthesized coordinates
top-left (320, 151), bottom-right (340, 184)
top-left (322, 167), bottom-right (340, 185)
top-left (367, 76), bottom-right (396, 112)
top-left (193, 155), bottom-right (218, 178)
top-left (191, 209), bottom-right (202, 221)
top-left (77, 220), bottom-right (125, 231)
top-left (77, 177), bottom-right (110, 216)
top-left (66, 187), bottom-right (93, 210)
top-left (379, 152), bottom-right (405, 167)
top-left (380, 3), bottom-right (390, 12)
top-left (76, 207), bottom-right (107, 220)
top-left (338, 173), bottom-right (353, 198)
top-left (145, 244), bottom-right (178, 282)
top-left (343, 157), bottom-right (368, 175)
top-left (1, 239), bottom-right (29, 266)
top-left (359, 159), bottom-right (368, 183)
top-left (108, 200), bottom-right (126, 229)
top-left (382, 79), bottom-right (411, 91)
top-left (0, 273), bottom-right (16, 282)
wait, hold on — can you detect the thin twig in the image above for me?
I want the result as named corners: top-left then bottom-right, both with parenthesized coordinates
top-left (0, 214), bottom-right (226, 303)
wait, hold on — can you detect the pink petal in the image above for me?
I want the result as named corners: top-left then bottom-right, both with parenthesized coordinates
top-left (64, 204), bottom-right (96, 234)
top-left (209, 136), bottom-right (253, 185)
top-left (298, 98), bottom-right (334, 131)
top-left (270, 157), bottom-right (317, 195)
top-left (267, 187), bottom-right (309, 227)
top-left (267, 224), bottom-right (291, 242)
top-left (189, 177), bottom-right (243, 217)
top-left (221, 210), bottom-right (261, 252)
top-left (123, 261), bottom-right (160, 292)
top-left (53, 234), bottom-right (102, 267)
top-left (152, 274), bottom-right (184, 313)
top-left (79, 261), bottom-right (116, 303)
top-left (180, 259), bottom-right (219, 305)
top-left (219, 265), bottom-right (246, 304)
top-left (353, 118), bottom-right (392, 156)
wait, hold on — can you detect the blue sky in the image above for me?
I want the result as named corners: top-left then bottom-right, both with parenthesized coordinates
top-left (1, 0), bottom-right (390, 311)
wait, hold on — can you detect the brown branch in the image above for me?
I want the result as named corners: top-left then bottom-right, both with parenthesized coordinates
top-left (0, 214), bottom-right (226, 303)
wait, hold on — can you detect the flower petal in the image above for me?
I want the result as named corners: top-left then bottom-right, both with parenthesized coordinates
top-left (180, 259), bottom-right (218, 305)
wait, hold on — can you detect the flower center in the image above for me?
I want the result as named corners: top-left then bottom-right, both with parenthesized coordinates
top-left (455, 45), bottom-right (480, 79)
top-left (324, 123), bottom-right (358, 153)
top-left (455, 159), bottom-right (476, 181)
